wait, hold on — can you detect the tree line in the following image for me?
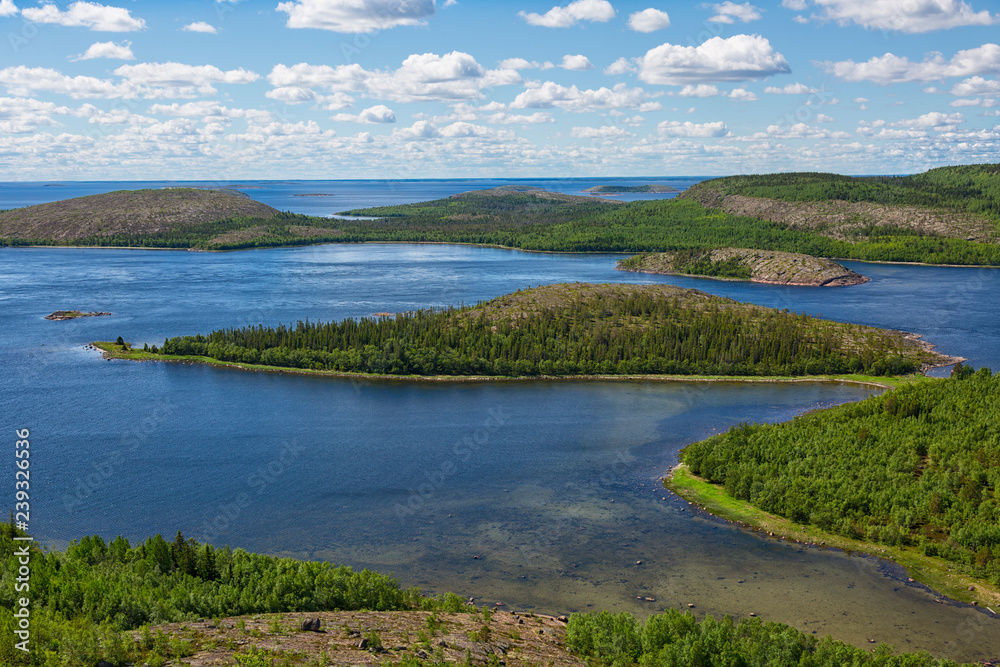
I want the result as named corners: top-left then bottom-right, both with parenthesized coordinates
top-left (153, 284), bottom-right (924, 377)
top-left (681, 367), bottom-right (1000, 586)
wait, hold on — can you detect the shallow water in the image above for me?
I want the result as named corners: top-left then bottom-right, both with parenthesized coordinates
top-left (2, 242), bottom-right (998, 661)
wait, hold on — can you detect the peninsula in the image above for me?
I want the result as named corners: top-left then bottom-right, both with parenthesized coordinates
top-left (666, 366), bottom-right (1000, 607)
top-left (617, 248), bottom-right (869, 286)
top-left (94, 282), bottom-right (952, 379)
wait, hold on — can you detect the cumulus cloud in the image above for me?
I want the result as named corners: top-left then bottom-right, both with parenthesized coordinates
top-left (560, 54), bottom-right (594, 70)
top-left (781, 0), bottom-right (807, 9)
top-left (148, 101), bottom-right (271, 122)
top-left (627, 8), bottom-right (670, 32)
top-left (890, 111), bottom-right (965, 129)
top-left (332, 104), bottom-right (397, 123)
top-left (729, 87), bottom-right (758, 100)
top-left (268, 52), bottom-right (520, 103)
top-left (570, 125), bottom-right (633, 139)
top-left (604, 57), bottom-right (637, 75)
top-left (511, 81), bottom-right (655, 112)
top-left (0, 96), bottom-right (74, 133)
top-left (950, 76), bottom-right (1000, 96)
top-left (276, 0), bottom-right (436, 33)
top-left (657, 120), bottom-right (729, 137)
top-left (499, 58), bottom-right (535, 70)
top-left (764, 82), bottom-right (818, 94)
top-left (638, 34), bottom-right (789, 85)
top-left (0, 0), bottom-right (18, 17)
top-left (519, 0), bottom-right (615, 27)
top-left (805, 0), bottom-right (997, 33)
top-left (20, 2), bottom-right (146, 31)
top-left (71, 40), bottom-right (134, 61)
top-left (823, 43), bottom-right (1000, 83)
top-left (0, 66), bottom-right (135, 98)
top-left (183, 22), bottom-right (218, 33)
top-left (114, 62), bottom-right (260, 98)
top-left (707, 2), bottom-right (762, 23)
top-left (678, 84), bottom-right (720, 97)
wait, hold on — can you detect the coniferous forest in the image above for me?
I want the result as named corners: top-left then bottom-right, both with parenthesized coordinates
top-left (681, 368), bottom-right (1000, 587)
top-left (144, 284), bottom-right (938, 378)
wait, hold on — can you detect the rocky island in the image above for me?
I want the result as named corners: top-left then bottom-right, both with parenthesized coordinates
top-left (45, 310), bottom-right (112, 320)
top-left (617, 248), bottom-right (869, 286)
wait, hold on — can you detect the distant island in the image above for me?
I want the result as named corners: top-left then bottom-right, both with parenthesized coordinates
top-left (4, 165), bottom-right (1000, 266)
top-left (0, 188), bottom-right (344, 250)
top-left (617, 248), bottom-right (869, 286)
top-left (45, 310), bottom-right (111, 321)
top-left (581, 184), bottom-right (680, 195)
top-left (95, 282), bottom-right (953, 379)
top-left (291, 193), bottom-right (335, 197)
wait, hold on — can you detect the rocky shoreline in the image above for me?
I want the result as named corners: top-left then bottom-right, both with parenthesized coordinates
top-left (45, 310), bottom-right (111, 321)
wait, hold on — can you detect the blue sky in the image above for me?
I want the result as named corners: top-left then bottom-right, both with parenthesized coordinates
top-left (1, 0), bottom-right (998, 180)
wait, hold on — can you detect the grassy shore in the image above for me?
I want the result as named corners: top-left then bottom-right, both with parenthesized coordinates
top-left (665, 463), bottom-right (1000, 610)
top-left (91, 341), bottom-right (924, 389)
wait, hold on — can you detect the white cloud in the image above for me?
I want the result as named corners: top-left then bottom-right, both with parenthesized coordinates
top-left (807, 0), bottom-right (997, 33)
top-left (114, 62), bottom-right (259, 98)
top-left (764, 82), bottom-right (818, 94)
top-left (604, 57), bottom-right (637, 75)
top-left (570, 125), bottom-right (633, 139)
top-left (707, 2), bottom-right (762, 24)
top-left (816, 113), bottom-right (834, 122)
top-left (511, 81), bottom-right (655, 112)
top-left (824, 44), bottom-right (1000, 84)
top-left (0, 0), bottom-right (18, 17)
top-left (853, 96), bottom-right (868, 103)
top-left (0, 96), bottom-right (74, 133)
top-left (950, 76), bottom-right (1000, 96)
top-left (949, 97), bottom-right (997, 107)
top-left (267, 52), bottom-right (520, 103)
top-left (519, 0), bottom-right (615, 27)
top-left (147, 101), bottom-right (271, 122)
top-left (560, 54), bottom-right (594, 71)
top-left (499, 58), bottom-right (535, 70)
top-left (71, 40), bottom-right (134, 61)
top-left (657, 120), bottom-right (729, 137)
top-left (276, 0), bottom-right (436, 33)
top-left (265, 86), bottom-right (317, 104)
top-left (729, 87), bottom-right (758, 100)
top-left (781, 0), bottom-right (807, 9)
top-left (678, 84), bottom-right (720, 97)
top-left (627, 8), bottom-right (670, 32)
top-left (332, 104), bottom-right (397, 123)
top-left (20, 2), bottom-right (146, 32)
top-left (890, 111), bottom-right (965, 129)
top-left (638, 34), bottom-right (789, 85)
top-left (0, 66), bottom-right (135, 98)
top-left (183, 21), bottom-right (218, 33)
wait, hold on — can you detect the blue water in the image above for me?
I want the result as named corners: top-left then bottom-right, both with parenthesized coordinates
top-left (1, 183), bottom-right (998, 659)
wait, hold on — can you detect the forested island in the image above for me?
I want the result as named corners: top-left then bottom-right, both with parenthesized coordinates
top-left (0, 521), bottom-right (983, 666)
top-left (96, 282), bottom-right (951, 379)
top-left (617, 248), bottom-right (869, 286)
top-left (668, 366), bottom-right (1000, 605)
top-left (3, 166), bottom-right (1000, 266)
